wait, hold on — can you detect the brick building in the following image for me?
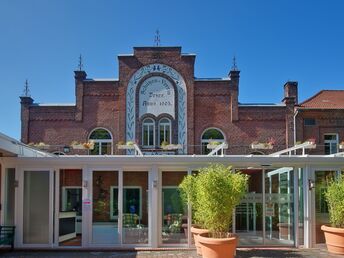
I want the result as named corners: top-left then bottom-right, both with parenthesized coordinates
top-left (0, 46), bottom-right (342, 250)
top-left (20, 46), bottom-right (303, 155)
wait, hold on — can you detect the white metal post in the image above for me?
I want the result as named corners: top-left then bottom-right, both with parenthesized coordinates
top-left (303, 165), bottom-right (312, 248)
top-left (118, 169), bottom-right (123, 245)
top-left (81, 166), bottom-right (91, 247)
top-left (187, 168), bottom-right (192, 247)
top-left (262, 169), bottom-right (266, 245)
top-left (293, 167), bottom-right (299, 247)
top-left (149, 165), bottom-right (159, 248)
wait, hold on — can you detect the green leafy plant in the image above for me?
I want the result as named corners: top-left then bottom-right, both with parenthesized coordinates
top-left (161, 141), bottom-right (169, 147)
top-left (325, 175), bottom-right (344, 228)
top-left (179, 164), bottom-right (248, 237)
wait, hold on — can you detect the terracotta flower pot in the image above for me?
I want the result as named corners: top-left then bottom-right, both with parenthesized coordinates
top-left (191, 226), bottom-right (209, 256)
top-left (197, 232), bottom-right (237, 258)
top-left (321, 225), bottom-right (344, 255)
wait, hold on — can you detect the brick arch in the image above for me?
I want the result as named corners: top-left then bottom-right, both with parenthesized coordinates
top-left (126, 64), bottom-right (187, 153)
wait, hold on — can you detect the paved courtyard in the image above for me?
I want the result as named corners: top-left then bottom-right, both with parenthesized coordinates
top-left (0, 248), bottom-right (343, 258)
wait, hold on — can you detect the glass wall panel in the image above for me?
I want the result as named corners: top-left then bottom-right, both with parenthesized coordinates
top-left (298, 168), bottom-right (304, 246)
top-left (315, 170), bottom-right (336, 244)
top-left (236, 169), bottom-right (263, 245)
top-left (122, 171), bottom-right (149, 244)
top-left (4, 168), bottom-right (15, 226)
top-left (92, 171), bottom-right (119, 244)
top-left (161, 171), bottom-right (188, 244)
top-left (23, 171), bottom-right (50, 244)
top-left (264, 167), bottom-right (294, 245)
top-left (59, 169), bottom-right (82, 246)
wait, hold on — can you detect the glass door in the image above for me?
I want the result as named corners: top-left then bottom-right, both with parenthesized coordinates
top-left (236, 169), bottom-right (263, 245)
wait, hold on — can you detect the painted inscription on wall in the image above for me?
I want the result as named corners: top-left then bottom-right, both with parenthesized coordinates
top-left (139, 76), bottom-right (175, 118)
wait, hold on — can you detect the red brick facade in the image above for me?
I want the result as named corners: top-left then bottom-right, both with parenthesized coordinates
top-left (20, 47), bottom-right (344, 155)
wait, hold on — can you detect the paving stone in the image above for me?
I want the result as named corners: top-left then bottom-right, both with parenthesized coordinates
top-left (1, 248), bottom-right (343, 258)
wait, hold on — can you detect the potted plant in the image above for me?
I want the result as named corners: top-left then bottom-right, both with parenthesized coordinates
top-left (179, 173), bottom-right (209, 255)
top-left (179, 164), bottom-right (248, 258)
top-left (321, 175), bottom-right (344, 254)
top-left (29, 142), bottom-right (50, 150)
top-left (251, 137), bottom-right (275, 150)
top-left (206, 140), bottom-right (228, 150)
top-left (117, 141), bottom-right (136, 149)
top-left (161, 141), bottom-right (183, 150)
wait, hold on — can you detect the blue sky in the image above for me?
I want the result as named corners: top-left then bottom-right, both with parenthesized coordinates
top-left (0, 0), bottom-right (343, 140)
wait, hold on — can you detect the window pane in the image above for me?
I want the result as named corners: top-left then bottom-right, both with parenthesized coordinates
top-left (160, 125), bottom-right (165, 144)
top-left (143, 126), bottom-right (148, 146)
top-left (101, 142), bottom-right (112, 155)
top-left (202, 128), bottom-right (224, 140)
top-left (4, 168), bottom-right (15, 226)
top-left (92, 171), bottom-right (119, 244)
top-left (162, 171), bottom-right (188, 244)
top-left (89, 129), bottom-right (112, 139)
top-left (123, 171), bottom-right (148, 244)
top-left (90, 142), bottom-right (100, 155)
top-left (166, 125), bottom-right (170, 143)
top-left (149, 125), bottom-right (154, 146)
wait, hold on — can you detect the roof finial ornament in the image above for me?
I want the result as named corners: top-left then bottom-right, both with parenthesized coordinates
top-left (154, 29), bottom-right (161, 47)
top-left (78, 54), bottom-right (83, 71)
top-left (22, 79), bottom-right (31, 97)
top-left (231, 55), bottom-right (238, 71)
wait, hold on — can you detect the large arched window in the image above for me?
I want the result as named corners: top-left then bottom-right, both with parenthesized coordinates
top-left (201, 128), bottom-right (225, 154)
top-left (159, 118), bottom-right (171, 145)
top-left (89, 128), bottom-right (112, 155)
top-left (142, 118), bottom-right (155, 147)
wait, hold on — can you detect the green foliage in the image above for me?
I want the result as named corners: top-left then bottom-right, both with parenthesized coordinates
top-left (325, 175), bottom-right (344, 228)
top-left (179, 163), bottom-right (248, 236)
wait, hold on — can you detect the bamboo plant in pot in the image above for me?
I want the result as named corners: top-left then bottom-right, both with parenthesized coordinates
top-left (321, 175), bottom-right (344, 255)
top-left (179, 172), bottom-right (209, 255)
top-left (179, 164), bottom-right (248, 258)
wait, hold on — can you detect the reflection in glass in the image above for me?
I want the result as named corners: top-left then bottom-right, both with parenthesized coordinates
top-left (92, 171), bottom-right (119, 244)
top-left (236, 169), bottom-right (263, 246)
top-left (122, 172), bottom-right (149, 244)
top-left (315, 171), bottom-right (336, 244)
top-left (162, 172), bottom-right (188, 244)
top-left (59, 169), bottom-right (82, 246)
top-left (265, 167), bottom-right (294, 245)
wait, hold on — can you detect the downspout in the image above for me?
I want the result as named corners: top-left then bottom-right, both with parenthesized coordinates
top-left (293, 108), bottom-right (299, 154)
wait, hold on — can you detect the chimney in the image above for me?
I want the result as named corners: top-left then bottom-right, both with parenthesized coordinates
top-left (283, 81), bottom-right (298, 104)
top-left (229, 69), bottom-right (240, 122)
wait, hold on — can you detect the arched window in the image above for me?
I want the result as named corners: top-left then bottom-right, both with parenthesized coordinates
top-left (159, 118), bottom-right (171, 145)
top-left (142, 118), bottom-right (155, 147)
top-left (89, 128), bottom-right (112, 155)
top-left (201, 128), bottom-right (225, 154)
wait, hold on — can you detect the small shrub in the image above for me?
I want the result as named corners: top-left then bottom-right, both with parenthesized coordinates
top-left (179, 164), bottom-right (248, 236)
top-left (325, 175), bottom-right (344, 228)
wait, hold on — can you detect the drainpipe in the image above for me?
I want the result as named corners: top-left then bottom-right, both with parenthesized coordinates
top-left (293, 108), bottom-right (299, 154)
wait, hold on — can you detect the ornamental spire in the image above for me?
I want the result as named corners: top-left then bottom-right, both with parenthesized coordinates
top-left (22, 79), bottom-right (31, 97)
top-left (78, 54), bottom-right (83, 71)
top-left (231, 55), bottom-right (238, 71)
top-left (154, 29), bottom-right (161, 47)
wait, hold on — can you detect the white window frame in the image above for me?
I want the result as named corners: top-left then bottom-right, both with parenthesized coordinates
top-left (142, 118), bottom-right (155, 147)
top-left (159, 118), bottom-right (172, 145)
top-left (88, 127), bottom-right (113, 155)
top-left (324, 133), bottom-right (338, 154)
top-left (110, 186), bottom-right (142, 220)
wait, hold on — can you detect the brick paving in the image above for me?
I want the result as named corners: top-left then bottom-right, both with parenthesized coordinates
top-left (1, 248), bottom-right (344, 258)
